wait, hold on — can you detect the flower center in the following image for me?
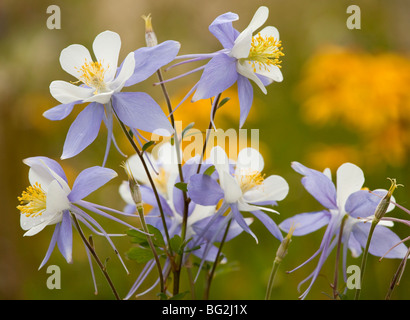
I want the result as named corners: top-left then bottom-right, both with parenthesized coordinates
top-left (237, 169), bottom-right (265, 193)
top-left (247, 33), bottom-right (284, 72)
top-left (17, 182), bottom-right (47, 218)
top-left (76, 60), bottom-right (108, 94)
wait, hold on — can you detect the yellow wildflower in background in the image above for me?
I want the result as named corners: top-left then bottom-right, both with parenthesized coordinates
top-left (297, 45), bottom-right (410, 168)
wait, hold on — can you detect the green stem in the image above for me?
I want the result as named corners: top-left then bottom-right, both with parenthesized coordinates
top-left (155, 69), bottom-right (190, 296)
top-left (70, 213), bottom-right (120, 300)
top-left (332, 215), bottom-right (347, 300)
top-left (354, 219), bottom-right (378, 300)
top-left (110, 104), bottom-right (173, 256)
top-left (196, 94), bottom-right (222, 174)
top-left (136, 205), bottom-right (165, 294)
top-left (265, 259), bottom-right (281, 300)
top-left (203, 218), bottom-right (232, 300)
top-left (385, 246), bottom-right (410, 300)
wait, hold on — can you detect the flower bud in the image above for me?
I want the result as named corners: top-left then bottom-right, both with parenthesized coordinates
top-left (121, 161), bottom-right (143, 209)
top-left (142, 14), bottom-right (158, 47)
top-left (275, 223), bottom-right (295, 264)
top-left (373, 178), bottom-right (403, 222)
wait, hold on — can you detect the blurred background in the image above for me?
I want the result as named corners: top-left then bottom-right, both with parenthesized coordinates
top-left (1, 0), bottom-right (410, 300)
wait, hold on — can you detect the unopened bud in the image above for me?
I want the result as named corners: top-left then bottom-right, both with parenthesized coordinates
top-left (275, 223), bottom-right (295, 264)
top-left (121, 161), bottom-right (143, 208)
top-left (142, 14), bottom-right (158, 47)
top-left (373, 178), bottom-right (403, 222)
top-left (129, 179), bottom-right (143, 208)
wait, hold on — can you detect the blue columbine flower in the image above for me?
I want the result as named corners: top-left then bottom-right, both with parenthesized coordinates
top-left (187, 146), bottom-right (289, 243)
top-left (167, 6), bottom-right (283, 127)
top-left (17, 156), bottom-right (143, 279)
top-left (120, 152), bottom-right (249, 298)
top-left (45, 30), bottom-right (180, 165)
top-left (279, 161), bottom-right (408, 299)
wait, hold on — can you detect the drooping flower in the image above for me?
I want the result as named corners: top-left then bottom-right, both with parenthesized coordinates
top-left (188, 146), bottom-right (288, 242)
top-left (17, 156), bottom-right (142, 277)
top-left (165, 6), bottom-right (284, 128)
top-left (279, 161), bottom-right (407, 299)
top-left (45, 30), bottom-right (179, 165)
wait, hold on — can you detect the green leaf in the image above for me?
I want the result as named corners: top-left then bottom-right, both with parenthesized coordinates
top-left (184, 245), bottom-right (201, 253)
top-left (181, 122), bottom-right (195, 139)
top-left (169, 291), bottom-right (190, 300)
top-left (127, 229), bottom-right (148, 245)
top-left (203, 165), bottom-right (215, 176)
top-left (147, 225), bottom-right (166, 248)
top-left (217, 97), bottom-right (230, 109)
top-left (174, 182), bottom-right (188, 192)
top-left (156, 292), bottom-right (169, 300)
top-left (170, 235), bottom-right (183, 254)
top-left (126, 247), bottom-right (154, 263)
top-left (142, 141), bottom-right (155, 152)
top-left (127, 226), bottom-right (165, 249)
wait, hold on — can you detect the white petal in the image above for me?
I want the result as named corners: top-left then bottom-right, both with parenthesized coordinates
top-left (230, 27), bottom-right (253, 59)
top-left (246, 6), bottom-right (269, 32)
top-left (210, 146), bottom-right (231, 182)
top-left (59, 44), bottom-right (93, 80)
top-left (27, 165), bottom-right (54, 192)
top-left (222, 171), bottom-right (242, 204)
top-left (20, 201), bottom-right (64, 236)
top-left (50, 80), bottom-right (94, 104)
top-left (235, 148), bottom-right (264, 175)
top-left (25, 160), bottom-right (71, 195)
top-left (336, 163), bottom-right (365, 210)
top-left (323, 168), bottom-right (332, 181)
top-left (244, 175), bottom-right (289, 203)
top-left (258, 26), bottom-right (280, 41)
top-left (82, 90), bottom-right (115, 104)
top-left (126, 153), bottom-right (154, 185)
top-left (237, 199), bottom-right (279, 214)
top-left (22, 220), bottom-right (49, 236)
top-left (109, 52), bottom-right (135, 92)
top-left (119, 180), bottom-right (134, 205)
top-left (45, 180), bottom-right (71, 214)
top-left (236, 61), bottom-right (267, 94)
top-left (93, 31), bottom-right (121, 82)
top-left (189, 204), bottom-right (216, 226)
top-left (254, 64), bottom-right (283, 82)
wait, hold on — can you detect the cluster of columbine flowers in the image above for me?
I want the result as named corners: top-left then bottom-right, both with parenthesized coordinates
top-left (17, 6), bottom-right (408, 300)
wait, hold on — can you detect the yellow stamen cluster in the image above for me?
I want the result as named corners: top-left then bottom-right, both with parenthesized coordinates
top-left (238, 170), bottom-right (265, 193)
top-left (17, 182), bottom-right (47, 218)
top-left (248, 33), bottom-right (284, 72)
top-left (76, 60), bottom-right (107, 94)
